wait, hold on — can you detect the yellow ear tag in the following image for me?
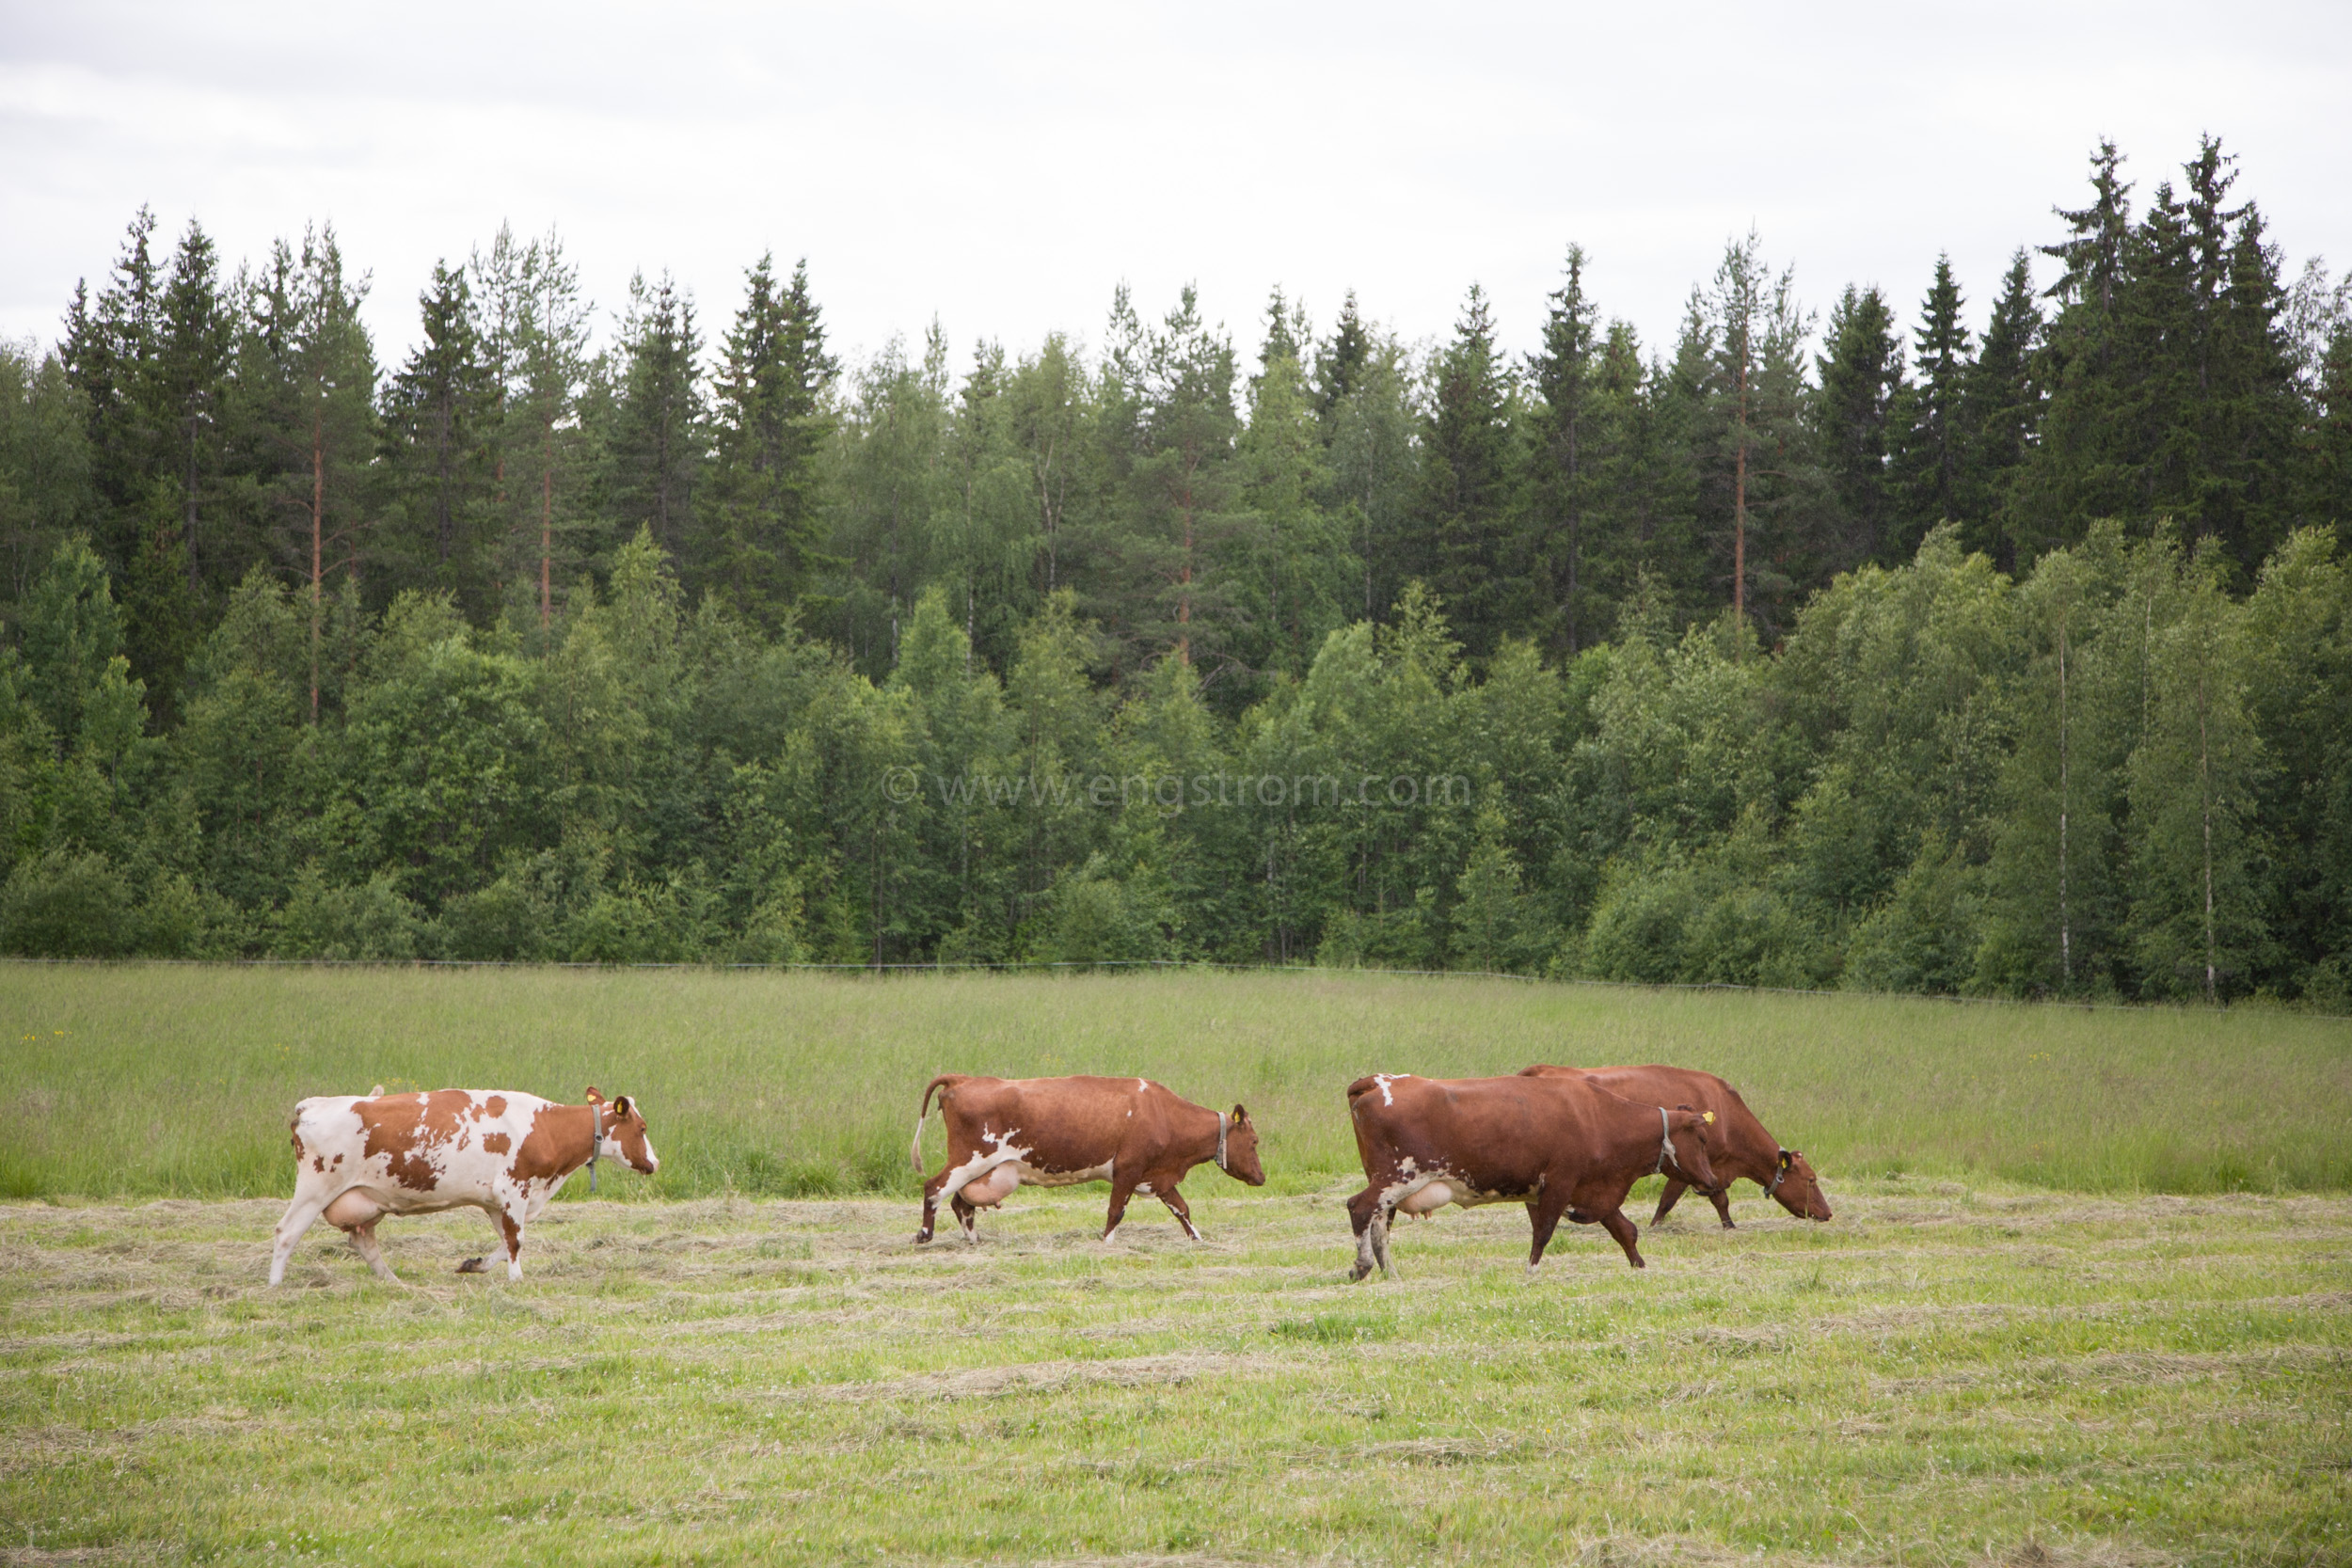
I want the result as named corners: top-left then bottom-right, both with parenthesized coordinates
top-left (1703, 1112), bottom-right (1715, 1124)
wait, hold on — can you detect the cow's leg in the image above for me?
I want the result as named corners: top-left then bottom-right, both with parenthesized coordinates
top-left (1526, 1189), bottom-right (1575, 1276)
top-left (1101, 1172), bottom-right (1140, 1243)
top-left (347, 1220), bottom-right (398, 1283)
top-left (916, 1166), bottom-right (947, 1245)
top-left (480, 1202), bottom-right (526, 1282)
top-left (1707, 1186), bottom-right (1736, 1228)
top-left (1650, 1178), bottom-right (1689, 1227)
top-left (1369, 1203), bottom-right (1398, 1279)
top-left (1344, 1186), bottom-right (1383, 1281)
top-left (269, 1191), bottom-right (327, 1286)
top-left (1156, 1183), bottom-right (1202, 1243)
top-left (951, 1193), bottom-right (979, 1244)
top-left (1599, 1208), bottom-right (1645, 1269)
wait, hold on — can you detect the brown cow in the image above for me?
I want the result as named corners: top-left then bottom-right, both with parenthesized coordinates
top-left (271, 1086), bottom-right (659, 1284)
top-left (1343, 1071), bottom-right (1719, 1279)
top-left (911, 1074), bottom-right (1265, 1244)
top-left (1519, 1064), bottom-right (1831, 1227)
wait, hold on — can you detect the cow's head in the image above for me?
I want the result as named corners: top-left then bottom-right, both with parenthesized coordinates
top-left (586, 1087), bottom-right (660, 1176)
top-left (1664, 1108), bottom-right (1720, 1193)
top-left (1221, 1104), bottom-right (1266, 1186)
top-left (1770, 1148), bottom-right (1830, 1221)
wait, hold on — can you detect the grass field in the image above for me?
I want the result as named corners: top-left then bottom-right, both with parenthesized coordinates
top-left (3, 964), bottom-right (2350, 1199)
top-left (1, 966), bottom-right (2348, 1565)
top-left (2, 1183), bottom-right (2347, 1565)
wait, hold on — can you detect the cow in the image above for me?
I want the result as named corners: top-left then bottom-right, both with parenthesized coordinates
top-left (269, 1086), bottom-right (659, 1285)
top-left (1518, 1064), bottom-right (1831, 1227)
top-left (910, 1073), bottom-right (1265, 1245)
top-left (1343, 1070), bottom-right (1719, 1280)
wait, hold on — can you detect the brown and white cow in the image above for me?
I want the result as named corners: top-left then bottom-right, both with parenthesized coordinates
top-left (1519, 1064), bottom-right (1831, 1227)
top-left (1343, 1071), bottom-right (1719, 1279)
top-left (270, 1086), bottom-right (658, 1284)
top-left (911, 1073), bottom-right (1265, 1245)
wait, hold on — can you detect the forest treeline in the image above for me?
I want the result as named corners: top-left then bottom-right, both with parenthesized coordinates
top-left (1, 137), bottom-right (2348, 1001)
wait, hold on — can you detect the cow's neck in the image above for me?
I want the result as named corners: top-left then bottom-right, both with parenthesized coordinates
top-left (1183, 1101), bottom-right (1224, 1172)
top-left (1715, 1106), bottom-right (1778, 1184)
top-left (550, 1103), bottom-right (602, 1179)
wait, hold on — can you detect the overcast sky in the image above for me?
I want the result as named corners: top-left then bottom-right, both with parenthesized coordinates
top-left (5, 1), bottom-right (2349, 381)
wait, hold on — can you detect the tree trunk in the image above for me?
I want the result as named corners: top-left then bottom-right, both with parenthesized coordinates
top-left (2199, 661), bottom-right (2216, 1003)
top-left (1733, 352), bottom-right (1749, 631)
top-left (540, 417), bottom-right (554, 630)
top-left (2058, 610), bottom-right (2073, 985)
top-left (310, 411), bottom-right (324, 723)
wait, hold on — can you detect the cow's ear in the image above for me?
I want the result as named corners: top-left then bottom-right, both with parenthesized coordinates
top-left (1231, 1103), bottom-right (1249, 1124)
top-left (613, 1095), bottom-right (635, 1119)
top-left (585, 1085), bottom-right (603, 1105)
top-left (1778, 1148), bottom-right (1793, 1169)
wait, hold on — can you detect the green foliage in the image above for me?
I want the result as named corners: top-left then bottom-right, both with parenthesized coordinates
top-left (8, 157), bottom-right (2352, 999)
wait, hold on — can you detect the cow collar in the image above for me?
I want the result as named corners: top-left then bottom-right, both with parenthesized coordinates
top-left (1765, 1159), bottom-right (1789, 1197)
top-left (1214, 1111), bottom-right (1230, 1175)
top-left (1654, 1106), bottom-right (1682, 1176)
top-left (588, 1100), bottom-right (603, 1194)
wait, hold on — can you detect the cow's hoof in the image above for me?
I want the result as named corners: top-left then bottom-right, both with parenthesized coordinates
top-left (455, 1257), bottom-right (487, 1274)
top-left (1629, 1256), bottom-right (1647, 1270)
top-left (912, 1232), bottom-right (932, 1246)
top-left (1346, 1262), bottom-right (1372, 1283)
top-left (1720, 1220), bottom-right (1737, 1230)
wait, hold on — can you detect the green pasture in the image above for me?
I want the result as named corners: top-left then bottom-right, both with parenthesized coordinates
top-left (1, 963), bottom-right (2348, 1201)
top-left (2, 967), bottom-right (2349, 1564)
top-left (2, 1184), bottom-right (2347, 1565)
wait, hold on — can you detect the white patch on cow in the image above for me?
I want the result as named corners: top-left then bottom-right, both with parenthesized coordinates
top-left (1103, 1226), bottom-right (1120, 1244)
top-left (1135, 1180), bottom-right (1154, 1196)
top-left (1137, 1078), bottom-right (1150, 1093)
top-left (1373, 1072), bottom-right (1411, 1106)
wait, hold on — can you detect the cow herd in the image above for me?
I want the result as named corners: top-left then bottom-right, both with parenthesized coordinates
top-left (270, 1064), bottom-right (1829, 1286)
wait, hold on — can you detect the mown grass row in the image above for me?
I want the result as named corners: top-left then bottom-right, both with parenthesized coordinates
top-left (2, 962), bottom-right (2348, 1201)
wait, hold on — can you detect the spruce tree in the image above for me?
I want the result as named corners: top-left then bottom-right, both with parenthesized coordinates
top-left (382, 261), bottom-right (496, 617)
top-left (707, 254), bottom-right (837, 628)
top-left (1964, 249), bottom-right (2042, 568)
top-left (607, 271), bottom-right (707, 564)
top-left (1818, 281), bottom-right (1907, 566)
top-left (1417, 284), bottom-right (1520, 657)
top-left (1525, 245), bottom-right (1603, 654)
top-left (1313, 289), bottom-right (1371, 428)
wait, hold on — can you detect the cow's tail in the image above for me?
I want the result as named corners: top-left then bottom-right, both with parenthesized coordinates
top-left (911, 1075), bottom-right (961, 1172)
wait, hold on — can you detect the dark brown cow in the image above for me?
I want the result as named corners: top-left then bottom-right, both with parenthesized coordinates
top-left (1520, 1064), bottom-right (1831, 1227)
top-left (911, 1074), bottom-right (1265, 1244)
top-left (1343, 1071), bottom-right (1719, 1279)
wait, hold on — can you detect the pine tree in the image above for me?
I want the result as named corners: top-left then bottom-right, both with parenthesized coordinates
top-left (235, 227), bottom-right (380, 720)
top-left (1819, 281), bottom-right (1907, 565)
top-left (510, 230), bottom-right (592, 632)
top-left (1418, 284), bottom-right (1520, 657)
top-left (707, 254), bottom-right (837, 628)
top-left (1687, 233), bottom-right (1827, 635)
